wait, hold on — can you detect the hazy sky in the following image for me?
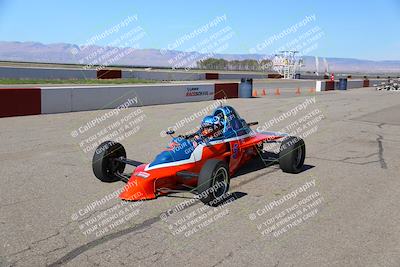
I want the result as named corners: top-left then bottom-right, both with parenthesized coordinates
top-left (0, 0), bottom-right (399, 60)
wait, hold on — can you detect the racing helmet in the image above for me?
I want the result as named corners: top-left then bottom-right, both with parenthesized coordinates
top-left (201, 115), bottom-right (223, 137)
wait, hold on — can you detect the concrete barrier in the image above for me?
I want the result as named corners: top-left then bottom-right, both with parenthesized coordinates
top-left (267, 74), bottom-right (283, 79)
top-left (316, 81), bottom-right (326, 92)
top-left (40, 83), bottom-right (215, 114)
top-left (0, 66), bottom-right (205, 81)
top-left (316, 79), bottom-right (363, 91)
top-left (41, 88), bottom-right (72, 114)
top-left (325, 81), bottom-right (335, 90)
top-left (0, 88), bottom-right (41, 118)
top-left (4, 76), bottom-right (383, 118)
top-left (122, 70), bottom-right (203, 81)
top-left (252, 79), bottom-right (316, 96)
top-left (97, 69), bottom-right (122, 79)
top-left (316, 80), bottom-right (338, 91)
top-left (369, 79), bottom-right (385, 87)
top-left (124, 71), bottom-right (268, 81)
top-left (0, 66), bottom-right (96, 80)
top-left (218, 73), bottom-right (268, 80)
top-left (346, 80), bottom-right (364, 89)
top-left (214, 83), bottom-right (238, 99)
top-left (2, 81), bottom-right (235, 117)
top-left (315, 79), bottom-right (388, 91)
top-left (0, 65), bottom-right (278, 81)
top-left (205, 73), bottom-right (219, 80)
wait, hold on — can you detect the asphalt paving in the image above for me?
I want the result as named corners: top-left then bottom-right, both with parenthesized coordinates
top-left (0, 87), bottom-right (399, 267)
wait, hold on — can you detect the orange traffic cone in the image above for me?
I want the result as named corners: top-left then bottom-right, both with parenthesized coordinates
top-left (296, 87), bottom-right (301, 95)
top-left (262, 88), bottom-right (266, 96)
top-left (275, 88), bottom-right (281, 96)
top-left (309, 88), bottom-right (316, 93)
top-left (252, 89), bottom-right (258, 97)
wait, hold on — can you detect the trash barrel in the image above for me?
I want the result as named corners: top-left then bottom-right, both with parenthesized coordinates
top-left (239, 78), bottom-right (253, 98)
top-left (338, 78), bottom-right (347, 90)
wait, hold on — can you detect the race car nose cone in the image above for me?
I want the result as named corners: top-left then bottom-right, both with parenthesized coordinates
top-left (119, 178), bottom-right (156, 201)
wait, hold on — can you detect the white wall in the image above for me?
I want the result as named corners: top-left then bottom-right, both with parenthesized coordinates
top-left (41, 88), bottom-right (73, 113)
top-left (315, 81), bottom-right (326, 92)
top-left (346, 80), bottom-right (364, 89)
top-left (122, 70), bottom-right (203, 81)
top-left (41, 83), bottom-right (215, 114)
top-left (0, 66), bottom-right (96, 79)
top-left (218, 73), bottom-right (267, 80)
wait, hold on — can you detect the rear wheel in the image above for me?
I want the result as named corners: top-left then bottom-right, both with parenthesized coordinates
top-left (197, 159), bottom-right (230, 205)
top-left (92, 141), bottom-right (126, 182)
top-left (279, 136), bottom-right (305, 173)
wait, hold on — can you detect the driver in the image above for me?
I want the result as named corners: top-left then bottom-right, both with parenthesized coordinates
top-left (180, 115), bottom-right (224, 143)
top-left (198, 115), bottom-right (224, 140)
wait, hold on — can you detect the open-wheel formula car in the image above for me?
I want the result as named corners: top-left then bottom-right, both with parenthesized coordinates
top-left (92, 105), bottom-right (306, 204)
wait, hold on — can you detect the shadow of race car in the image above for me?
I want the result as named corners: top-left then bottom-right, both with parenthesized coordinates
top-left (92, 105), bottom-right (306, 204)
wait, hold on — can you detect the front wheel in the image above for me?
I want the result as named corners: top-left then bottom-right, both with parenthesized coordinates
top-left (279, 136), bottom-right (306, 173)
top-left (92, 141), bottom-right (126, 182)
top-left (197, 159), bottom-right (230, 205)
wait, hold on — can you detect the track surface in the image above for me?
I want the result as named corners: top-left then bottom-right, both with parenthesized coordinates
top-left (1, 88), bottom-right (400, 266)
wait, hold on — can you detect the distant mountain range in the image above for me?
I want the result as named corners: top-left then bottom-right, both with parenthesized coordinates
top-left (1, 41), bottom-right (399, 73)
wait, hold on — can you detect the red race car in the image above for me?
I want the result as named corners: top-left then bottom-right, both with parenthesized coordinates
top-left (92, 106), bottom-right (306, 204)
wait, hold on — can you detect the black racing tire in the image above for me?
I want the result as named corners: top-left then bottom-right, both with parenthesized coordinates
top-left (279, 136), bottom-right (306, 174)
top-left (197, 159), bottom-right (230, 205)
top-left (92, 141), bottom-right (126, 182)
